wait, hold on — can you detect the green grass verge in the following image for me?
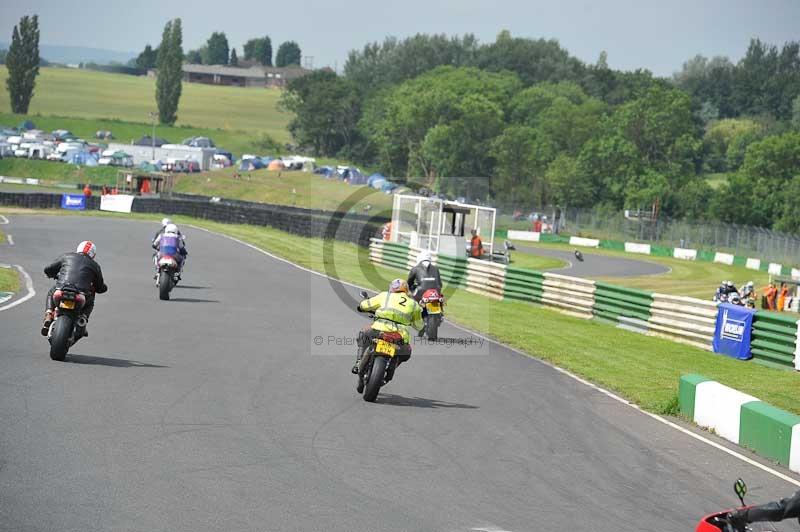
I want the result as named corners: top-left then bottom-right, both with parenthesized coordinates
top-left (0, 67), bottom-right (291, 145)
top-left (508, 251), bottom-right (567, 271)
top-left (519, 242), bottom-right (771, 299)
top-left (0, 265), bottom-right (19, 293)
top-left (4, 207), bottom-right (798, 415)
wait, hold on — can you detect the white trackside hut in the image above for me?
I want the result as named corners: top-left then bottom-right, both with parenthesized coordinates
top-left (390, 194), bottom-right (496, 258)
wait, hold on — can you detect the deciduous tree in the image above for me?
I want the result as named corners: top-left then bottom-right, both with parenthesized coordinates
top-left (275, 41), bottom-right (301, 67)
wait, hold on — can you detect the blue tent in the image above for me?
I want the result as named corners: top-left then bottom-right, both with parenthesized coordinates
top-left (380, 181), bottom-right (398, 193)
top-left (19, 120), bottom-right (35, 131)
top-left (367, 173), bottom-right (385, 187)
top-left (239, 158), bottom-right (265, 171)
top-left (68, 151), bottom-right (98, 166)
top-left (314, 166), bottom-right (334, 177)
top-left (370, 178), bottom-right (387, 190)
top-left (258, 156), bottom-right (273, 166)
top-left (340, 167), bottom-right (366, 184)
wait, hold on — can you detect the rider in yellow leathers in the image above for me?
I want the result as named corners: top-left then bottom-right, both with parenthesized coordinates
top-left (353, 279), bottom-right (424, 374)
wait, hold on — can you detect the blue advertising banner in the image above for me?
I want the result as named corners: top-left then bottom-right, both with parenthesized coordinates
top-left (61, 194), bottom-right (86, 210)
top-left (712, 303), bottom-right (755, 360)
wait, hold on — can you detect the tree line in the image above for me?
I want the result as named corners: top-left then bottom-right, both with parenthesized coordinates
top-left (281, 31), bottom-right (800, 232)
top-left (135, 33), bottom-right (302, 70)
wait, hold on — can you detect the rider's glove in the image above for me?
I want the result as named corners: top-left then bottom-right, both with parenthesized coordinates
top-left (724, 510), bottom-right (748, 531)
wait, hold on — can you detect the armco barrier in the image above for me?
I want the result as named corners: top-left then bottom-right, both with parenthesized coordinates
top-left (751, 312), bottom-right (798, 369)
top-left (465, 258), bottom-right (506, 300)
top-left (541, 272), bottom-right (595, 319)
top-left (503, 266), bottom-right (544, 303)
top-left (648, 294), bottom-right (718, 350)
top-left (679, 375), bottom-right (800, 471)
top-left (593, 282), bottom-right (652, 333)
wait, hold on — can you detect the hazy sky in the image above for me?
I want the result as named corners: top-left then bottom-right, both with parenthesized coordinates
top-left (1, 0), bottom-right (797, 75)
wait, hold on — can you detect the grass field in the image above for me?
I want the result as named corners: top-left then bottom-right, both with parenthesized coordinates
top-left (518, 242), bottom-right (772, 299)
top-left (0, 265), bottom-right (19, 293)
top-left (508, 251), bottom-right (567, 271)
top-left (173, 168), bottom-right (394, 213)
top-left (3, 207), bottom-right (798, 416)
top-left (0, 67), bottom-right (291, 143)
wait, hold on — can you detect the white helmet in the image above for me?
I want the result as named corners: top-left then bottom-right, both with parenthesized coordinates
top-left (746, 281), bottom-right (754, 288)
top-left (161, 217), bottom-right (172, 227)
top-left (76, 240), bottom-right (97, 259)
top-left (164, 223), bottom-right (178, 235)
top-left (417, 250), bottom-right (432, 265)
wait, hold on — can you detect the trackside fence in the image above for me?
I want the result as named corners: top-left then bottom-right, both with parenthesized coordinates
top-left (368, 239), bottom-right (800, 370)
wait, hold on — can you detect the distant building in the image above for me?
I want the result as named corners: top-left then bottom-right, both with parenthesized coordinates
top-left (179, 64), bottom-right (311, 88)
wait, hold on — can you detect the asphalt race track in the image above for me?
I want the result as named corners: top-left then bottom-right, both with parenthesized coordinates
top-left (1, 215), bottom-right (796, 532)
top-left (515, 244), bottom-right (670, 278)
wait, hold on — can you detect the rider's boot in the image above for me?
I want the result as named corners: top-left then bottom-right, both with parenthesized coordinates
top-left (40, 310), bottom-right (54, 336)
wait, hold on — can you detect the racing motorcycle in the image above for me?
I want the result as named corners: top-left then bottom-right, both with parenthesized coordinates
top-left (697, 478), bottom-right (776, 531)
top-left (47, 284), bottom-right (88, 361)
top-left (155, 253), bottom-right (181, 300)
top-left (574, 249), bottom-right (584, 262)
top-left (420, 287), bottom-right (444, 341)
top-left (355, 291), bottom-right (408, 402)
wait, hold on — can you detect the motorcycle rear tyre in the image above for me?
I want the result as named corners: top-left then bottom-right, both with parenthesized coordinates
top-left (159, 271), bottom-right (172, 301)
top-left (49, 316), bottom-right (73, 361)
top-left (426, 315), bottom-right (440, 341)
top-left (363, 355), bottom-right (387, 403)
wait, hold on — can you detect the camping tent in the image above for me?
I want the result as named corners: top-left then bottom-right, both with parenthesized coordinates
top-left (139, 161), bottom-right (162, 173)
top-left (19, 120), bottom-right (35, 131)
top-left (239, 158), bottom-right (265, 171)
top-left (267, 159), bottom-right (285, 171)
top-left (380, 181), bottom-right (398, 193)
top-left (135, 135), bottom-right (169, 147)
top-left (68, 151), bottom-right (99, 166)
top-left (314, 166), bottom-right (334, 177)
top-left (370, 178), bottom-right (387, 190)
top-left (367, 173), bottom-right (386, 187)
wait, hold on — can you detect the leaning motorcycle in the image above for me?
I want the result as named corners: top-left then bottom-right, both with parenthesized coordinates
top-left (420, 287), bottom-right (444, 341)
top-left (355, 291), bottom-right (407, 402)
top-left (155, 253), bottom-right (181, 300)
top-left (47, 284), bottom-right (88, 361)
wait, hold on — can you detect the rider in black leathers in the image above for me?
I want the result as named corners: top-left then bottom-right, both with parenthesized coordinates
top-left (407, 250), bottom-right (442, 302)
top-left (727, 490), bottom-right (800, 529)
top-left (41, 243), bottom-right (108, 336)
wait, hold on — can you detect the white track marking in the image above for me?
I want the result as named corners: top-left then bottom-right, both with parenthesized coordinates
top-left (0, 265), bottom-right (36, 312)
top-left (0, 214), bottom-right (9, 224)
top-left (6, 234), bottom-right (13, 245)
top-left (188, 223), bottom-right (800, 487)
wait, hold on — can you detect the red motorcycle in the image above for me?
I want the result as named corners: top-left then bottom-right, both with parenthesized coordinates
top-left (420, 287), bottom-right (444, 341)
top-left (48, 284), bottom-right (88, 361)
top-left (697, 479), bottom-right (777, 531)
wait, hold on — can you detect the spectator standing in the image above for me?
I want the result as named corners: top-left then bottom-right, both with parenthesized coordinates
top-left (470, 229), bottom-right (483, 259)
top-left (764, 282), bottom-right (778, 310)
top-left (777, 282), bottom-right (789, 312)
top-left (82, 184), bottom-right (92, 198)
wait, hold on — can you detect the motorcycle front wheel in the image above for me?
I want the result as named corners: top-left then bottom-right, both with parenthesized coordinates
top-left (49, 315), bottom-right (73, 361)
top-left (363, 355), bottom-right (388, 403)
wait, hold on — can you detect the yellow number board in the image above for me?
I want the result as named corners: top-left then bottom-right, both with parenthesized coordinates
top-left (60, 300), bottom-right (75, 309)
top-left (375, 339), bottom-right (396, 357)
top-left (427, 301), bottom-right (441, 313)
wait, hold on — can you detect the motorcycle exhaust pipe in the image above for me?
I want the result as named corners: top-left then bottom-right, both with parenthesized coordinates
top-left (76, 315), bottom-right (88, 328)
